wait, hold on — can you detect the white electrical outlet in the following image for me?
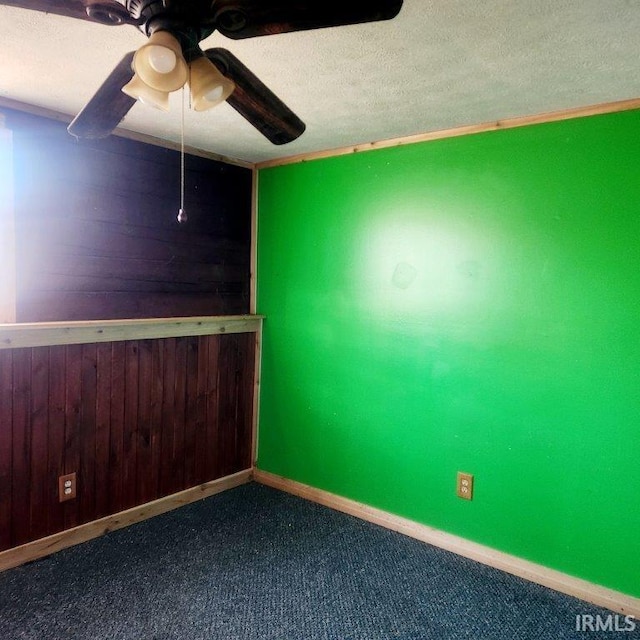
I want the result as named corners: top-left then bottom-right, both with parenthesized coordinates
top-left (58, 472), bottom-right (77, 502)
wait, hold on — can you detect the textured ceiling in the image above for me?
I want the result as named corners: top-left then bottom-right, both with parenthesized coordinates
top-left (0, 1), bottom-right (639, 164)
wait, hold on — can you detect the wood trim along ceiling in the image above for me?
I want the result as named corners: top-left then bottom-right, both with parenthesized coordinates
top-left (3, 95), bottom-right (640, 172)
top-left (256, 96), bottom-right (640, 169)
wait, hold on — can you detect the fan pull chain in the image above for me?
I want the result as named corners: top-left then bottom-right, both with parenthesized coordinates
top-left (177, 84), bottom-right (187, 224)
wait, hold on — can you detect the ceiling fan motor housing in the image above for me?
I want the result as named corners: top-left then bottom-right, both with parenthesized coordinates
top-left (84, 0), bottom-right (249, 34)
top-left (125, 0), bottom-right (243, 58)
top-left (85, 0), bottom-right (133, 25)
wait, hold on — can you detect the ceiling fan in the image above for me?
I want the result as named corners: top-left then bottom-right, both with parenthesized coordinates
top-left (1, 0), bottom-right (403, 145)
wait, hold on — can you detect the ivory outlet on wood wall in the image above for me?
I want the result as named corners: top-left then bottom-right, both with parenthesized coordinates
top-left (58, 472), bottom-right (77, 502)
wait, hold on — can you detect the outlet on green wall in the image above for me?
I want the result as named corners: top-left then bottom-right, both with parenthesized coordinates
top-left (256, 109), bottom-right (640, 598)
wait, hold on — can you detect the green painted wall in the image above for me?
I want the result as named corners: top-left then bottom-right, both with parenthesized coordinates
top-left (256, 109), bottom-right (640, 597)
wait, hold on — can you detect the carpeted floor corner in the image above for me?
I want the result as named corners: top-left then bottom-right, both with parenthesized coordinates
top-left (0, 483), bottom-right (635, 640)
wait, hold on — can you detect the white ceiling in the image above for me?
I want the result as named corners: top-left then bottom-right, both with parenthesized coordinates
top-left (1, 1), bottom-right (639, 164)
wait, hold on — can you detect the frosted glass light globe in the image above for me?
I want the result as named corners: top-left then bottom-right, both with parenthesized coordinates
top-left (204, 86), bottom-right (224, 102)
top-left (147, 46), bottom-right (177, 74)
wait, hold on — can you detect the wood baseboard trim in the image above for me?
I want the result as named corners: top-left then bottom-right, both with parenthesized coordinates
top-left (253, 469), bottom-right (640, 618)
top-left (0, 469), bottom-right (252, 573)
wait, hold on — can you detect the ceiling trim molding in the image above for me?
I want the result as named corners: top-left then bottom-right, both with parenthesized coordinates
top-left (4, 94), bottom-right (640, 172)
top-left (0, 96), bottom-right (254, 169)
top-left (256, 97), bottom-right (640, 170)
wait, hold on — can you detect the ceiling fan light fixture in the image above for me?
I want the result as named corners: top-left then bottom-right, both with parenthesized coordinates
top-left (121, 73), bottom-right (170, 111)
top-left (188, 57), bottom-right (235, 111)
top-left (132, 30), bottom-right (188, 92)
top-left (146, 45), bottom-right (177, 74)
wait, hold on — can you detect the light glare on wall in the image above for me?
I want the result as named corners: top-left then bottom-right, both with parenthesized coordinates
top-left (0, 125), bottom-right (16, 323)
top-left (359, 216), bottom-right (485, 321)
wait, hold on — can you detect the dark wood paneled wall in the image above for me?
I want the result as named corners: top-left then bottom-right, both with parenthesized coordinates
top-left (3, 108), bottom-right (252, 322)
top-left (0, 332), bottom-right (255, 551)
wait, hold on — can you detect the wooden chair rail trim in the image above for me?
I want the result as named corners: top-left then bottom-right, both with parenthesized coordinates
top-left (0, 315), bottom-right (264, 349)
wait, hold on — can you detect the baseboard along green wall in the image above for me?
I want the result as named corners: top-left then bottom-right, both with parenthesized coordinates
top-left (256, 109), bottom-right (640, 598)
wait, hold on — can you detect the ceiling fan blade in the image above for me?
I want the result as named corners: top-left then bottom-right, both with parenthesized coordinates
top-left (67, 52), bottom-right (136, 139)
top-left (213, 0), bottom-right (403, 39)
top-left (0, 0), bottom-right (137, 25)
top-left (205, 47), bottom-right (305, 145)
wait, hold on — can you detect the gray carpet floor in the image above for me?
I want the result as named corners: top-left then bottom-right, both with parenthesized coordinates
top-left (0, 482), bottom-right (636, 639)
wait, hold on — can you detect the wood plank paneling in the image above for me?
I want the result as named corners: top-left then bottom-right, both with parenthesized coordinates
top-left (183, 336), bottom-right (199, 488)
top-left (0, 333), bottom-right (255, 553)
top-left (0, 350), bottom-right (12, 550)
top-left (94, 343), bottom-right (112, 519)
top-left (194, 336), bottom-right (210, 486)
top-left (149, 339), bottom-right (163, 500)
top-left (79, 343), bottom-right (97, 524)
top-left (159, 338), bottom-right (176, 498)
top-left (217, 336), bottom-right (238, 479)
top-left (63, 344), bottom-right (82, 531)
top-left (122, 341), bottom-right (139, 510)
top-left (4, 108), bottom-right (252, 323)
top-left (238, 332), bottom-right (256, 471)
top-left (108, 342), bottom-right (126, 514)
top-left (205, 335), bottom-right (220, 483)
top-left (172, 337), bottom-right (188, 493)
top-left (47, 346), bottom-right (66, 534)
top-left (11, 348), bottom-right (31, 546)
top-left (136, 340), bottom-right (153, 506)
top-left (29, 347), bottom-right (49, 541)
